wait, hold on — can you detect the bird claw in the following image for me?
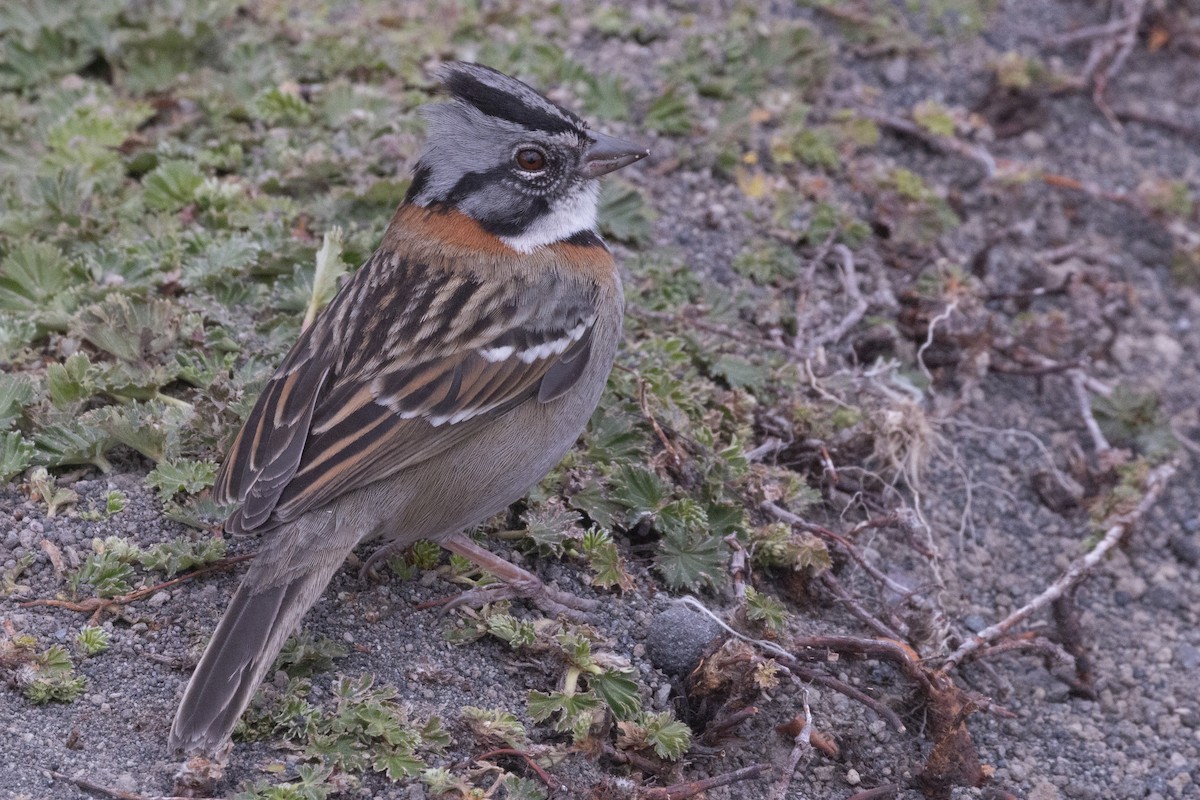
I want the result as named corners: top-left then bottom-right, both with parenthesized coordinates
top-left (359, 543), bottom-right (406, 582)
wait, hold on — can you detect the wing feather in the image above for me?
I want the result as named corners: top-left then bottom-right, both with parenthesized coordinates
top-left (217, 248), bottom-right (603, 534)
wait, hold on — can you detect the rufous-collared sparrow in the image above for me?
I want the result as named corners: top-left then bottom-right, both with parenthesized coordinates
top-left (170, 62), bottom-right (647, 756)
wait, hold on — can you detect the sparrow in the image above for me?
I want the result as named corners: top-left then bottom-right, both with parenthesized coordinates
top-left (169, 62), bottom-right (647, 756)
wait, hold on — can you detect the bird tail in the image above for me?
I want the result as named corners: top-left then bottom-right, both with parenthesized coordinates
top-left (169, 511), bottom-right (352, 755)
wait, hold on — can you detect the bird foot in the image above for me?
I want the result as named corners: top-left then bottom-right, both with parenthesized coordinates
top-left (429, 578), bottom-right (597, 621)
top-left (359, 542), bottom-right (406, 582)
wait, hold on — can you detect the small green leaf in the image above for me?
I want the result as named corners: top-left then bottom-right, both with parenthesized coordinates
top-left (302, 226), bottom-right (345, 329)
top-left (71, 544), bottom-right (136, 599)
top-left (503, 776), bottom-right (547, 800)
top-left (645, 86), bottom-right (693, 135)
top-left (912, 99), bottom-right (957, 137)
top-left (709, 354), bottom-right (767, 391)
top-left (591, 669), bottom-right (641, 720)
top-left (0, 431), bottom-right (34, 482)
top-left (72, 294), bottom-right (182, 364)
top-left (519, 501), bottom-right (584, 557)
top-left (29, 467), bottom-right (78, 516)
top-left (656, 499), bottom-right (724, 590)
top-left (486, 613), bottom-right (537, 649)
top-left (33, 418), bottom-right (113, 472)
top-left (641, 711), bottom-right (691, 760)
top-left (462, 706), bottom-right (528, 748)
top-left (569, 479), bottom-right (625, 530)
top-left (582, 527), bottom-right (632, 590)
top-left (526, 690), bottom-right (568, 724)
top-left (143, 161), bottom-right (204, 212)
top-left (76, 626), bottom-right (110, 656)
top-left (21, 645), bottom-right (86, 704)
top-left (373, 750), bottom-right (424, 780)
top-left (581, 73), bottom-right (631, 121)
top-left (612, 464), bottom-right (671, 520)
top-left (744, 586), bottom-right (788, 631)
top-left (104, 490), bottom-right (127, 515)
top-left (138, 535), bottom-right (226, 578)
top-left (253, 86), bottom-right (312, 125)
top-left (146, 459), bottom-right (218, 497)
top-left (0, 373), bottom-right (34, 429)
top-left (0, 242), bottom-right (86, 330)
top-left (46, 352), bottom-right (93, 407)
top-left (598, 180), bottom-right (655, 245)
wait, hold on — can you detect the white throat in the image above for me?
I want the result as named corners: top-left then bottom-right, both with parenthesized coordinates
top-left (500, 181), bottom-right (600, 254)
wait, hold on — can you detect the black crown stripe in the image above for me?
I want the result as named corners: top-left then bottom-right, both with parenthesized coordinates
top-left (443, 68), bottom-right (584, 137)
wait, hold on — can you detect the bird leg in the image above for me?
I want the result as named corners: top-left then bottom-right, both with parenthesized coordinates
top-left (435, 533), bottom-right (598, 620)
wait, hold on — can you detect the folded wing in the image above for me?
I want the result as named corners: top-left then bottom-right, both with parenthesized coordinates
top-left (212, 250), bottom-right (599, 533)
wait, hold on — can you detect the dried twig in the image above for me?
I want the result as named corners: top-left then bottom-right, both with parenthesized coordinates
top-left (1113, 107), bottom-right (1200, 143)
top-left (640, 764), bottom-right (768, 800)
top-left (967, 633), bottom-right (1072, 666)
top-left (677, 597), bottom-right (908, 731)
top-left (763, 501), bottom-right (913, 597)
top-left (770, 692), bottom-right (813, 800)
top-left (818, 572), bottom-right (906, 641)
top-left (725, 533), bottom-right (748, 602)
top-left (475, 749), bottom-right (557, 789)
top-left (858, 108), bottom-right (996, 178)
top-left (1051, 587), bottom-right (1098, 698)
top-left (795, 229), bottom-right (838, 348)
top-left (940, 459), bottom-right (1179, 672)
top-left (21, 554), bottom-right (253, 624)
top-left (50, 771), bottom-right (196, 800)
top-left (811, 245), bottom-right (870, 350)
top-left (847, 785), bottom-right (901, 800)
top-left (787, 663), bottom-right (907, 733)
top-left (791, 634), bottom-right (933, 694)
top-left (1041, 16), bottom-right (1135, 47)
top-left (916, 299), bottom-right (960, 382)
top-left (1070, 369), bottom-right (1111, 454)
top-left (1047, 0), bottom-right (1149, 127)
top-left (744, 436), bottom-right (787, 462)
top-left (701, 705), bottom-right (760, 745)
top-left (637, 372), bottom-right (685, 472)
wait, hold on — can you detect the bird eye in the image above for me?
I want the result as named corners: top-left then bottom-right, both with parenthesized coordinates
top-left (515, 148), bottom-right (546, 172)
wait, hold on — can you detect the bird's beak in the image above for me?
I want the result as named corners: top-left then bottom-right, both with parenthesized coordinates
top-left (580, 131), bottom-right (649, 178)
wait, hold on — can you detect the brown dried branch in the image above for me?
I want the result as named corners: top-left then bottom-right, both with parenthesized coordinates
top-left (795, 229), bottom-right (838, 346)
top-left (940, 459), bottom-right (1178, 672)
top-left (763, 501), bottom-right (914, 597)
top-left (847, 785), bottom-right (901, 800)
top-left (726, 533), bottom-right (748, 603)
top-left (51, 771), bottom-right (196, 800)
top-left (21, 554), bottom-right (253, 624)
top-left (475, 748), bottom-right (557, 789)
top-left (812, 245), bottom-right (870, 349)
top-left (638, 764), bottom-right (768, 800)
top-left (857, 107), bottom-right (996, 178)
top-left (791, 634), bottom-right (934, 694)
top-left (770, 692), bottom-right (814, 800)
top-left (966, 634), bottom-right (1073, 666)
top-left (786, 663), bottom-right (907, 733)
top-left (1051, 588), bottom-right (1098, 698)
top-left (1070, 369), bottom-right (1111, 454)
top-left (818, 572), bottom-right (906, 641)
top-left (701, 705), bottom-right (760, 745)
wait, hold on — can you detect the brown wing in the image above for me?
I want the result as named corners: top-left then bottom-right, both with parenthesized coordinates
top-left (213, 249), bottom-right (600, 534)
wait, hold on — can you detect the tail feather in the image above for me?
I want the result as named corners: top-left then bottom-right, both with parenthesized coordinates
top-left (170, 513), bottom-right (354, 755)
